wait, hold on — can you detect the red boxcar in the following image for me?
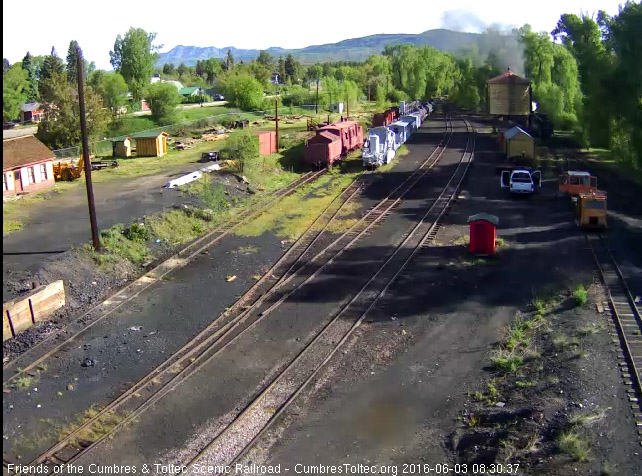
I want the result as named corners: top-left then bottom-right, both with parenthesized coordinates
top-left (304, 120), bottom-right (363, 167)
top-left (304, 131), bottom-right (342, 167)
top-left (372, 109), bottom-right (397, 127)
top-left (317, 121), bottom-right (363, 152)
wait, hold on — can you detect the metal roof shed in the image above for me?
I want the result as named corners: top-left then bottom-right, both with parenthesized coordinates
top-left (132, 131), bottom-right (169, 157)
top-left (504, 126), bottom-right (534, 159)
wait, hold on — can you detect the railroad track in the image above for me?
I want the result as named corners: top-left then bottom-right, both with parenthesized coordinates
top-left (3, 170), bottom-right (325, 383)
top-left (586, 233), bottom-right (642, 441)
top-left (8, 118), bottom-right (455, 472)
top-left (185, 118), bottom-right (476, 469)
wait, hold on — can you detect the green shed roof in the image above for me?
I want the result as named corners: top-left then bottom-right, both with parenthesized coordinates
top-left (179, 86), bottom-right (200, 96)
top-left (132, 131), bottom-right (169, 139)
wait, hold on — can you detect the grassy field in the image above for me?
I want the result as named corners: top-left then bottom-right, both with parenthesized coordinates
top-left (585, 147), bottom-right (642, 187)
top-left (107, 106), bottom-right (242, 137)
top-left (4, 101), bottom-right (386, 238)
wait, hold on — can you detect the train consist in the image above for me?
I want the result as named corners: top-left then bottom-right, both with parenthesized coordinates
top-left (363, 101), bottom-right (433, 167)
top-left (303, 100), bottom-right (433, 168)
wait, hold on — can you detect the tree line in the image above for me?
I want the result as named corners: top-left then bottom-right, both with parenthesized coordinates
top-left (3, 4), bottom-right (640, 167)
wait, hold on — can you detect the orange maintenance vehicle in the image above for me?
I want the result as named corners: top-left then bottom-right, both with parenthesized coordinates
top-left (576, 191), bottom-right (607, 229)
top-left (558, 170), bottom-right (598, 197)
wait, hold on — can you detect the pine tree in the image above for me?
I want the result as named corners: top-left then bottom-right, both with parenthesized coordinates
top-left (225, 49), bottom-right (235, 71)
top-left (21, 52), bottom-right (39, 101)
top-left (66, 40), bottom-right (80, 83)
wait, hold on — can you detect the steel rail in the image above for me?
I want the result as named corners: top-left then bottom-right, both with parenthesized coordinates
top-left (187, 119), bottom-right (475, 468)
top-left (3, 170), bottom-right (326, 383)
top-left (20, 119), bottom-right (454, 471)
top-left (586, 233), bottom-right (642, 409)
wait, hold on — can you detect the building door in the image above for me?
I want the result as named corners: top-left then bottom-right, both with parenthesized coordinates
top-left (13, 171), bottom-right (22, 192)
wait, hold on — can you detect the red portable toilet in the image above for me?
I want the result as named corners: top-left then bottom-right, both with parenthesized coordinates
top-left (467, 213), bottom-right (500, 255)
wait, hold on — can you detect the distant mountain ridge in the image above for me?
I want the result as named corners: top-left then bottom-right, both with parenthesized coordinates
top-left (157, 29), bottom-right (482, 66)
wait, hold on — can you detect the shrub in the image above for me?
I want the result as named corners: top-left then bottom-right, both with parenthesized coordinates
top-left (124, 223), bottom-right (151, 243)
top-left (219, 73), bottom-right (264, 111)
top-left (221, 131), bottom-right (259, 174)
top-left (145, 83), bottom-right (182, 125)
top-left (572, 284), bottom-right (588, 306)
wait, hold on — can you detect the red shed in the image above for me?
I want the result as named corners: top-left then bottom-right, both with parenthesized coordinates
top-left (467, 213), bottom-right (500, 255)
top-left (304, 131), bottom-right (342, 166)
top-left (257, 131), bottom-right (276, 155)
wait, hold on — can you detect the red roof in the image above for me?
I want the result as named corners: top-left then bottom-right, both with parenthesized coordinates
top-left (487, 70), bottom-right (530, 85)
top-left (318, 120), bottom-right (360, 132)
top-left (3, 135), bottom-right (55, 171)
top-left (309, 131), bottom-right (340, 143)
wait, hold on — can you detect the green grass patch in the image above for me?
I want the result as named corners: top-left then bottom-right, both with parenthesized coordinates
top-left (85, 223), bottom-right (151, 266)
top-left (572, 284), bottom-right (588, 306)
top-left (557, 431), bottom-right (590, 461)
top-left (184, 176), bottom-right (229, 212)
top-left (15, 376), bottom-right (34, 390)
top-left (3, 219), bottom-right (23, 236)
top-left (235, 159), bottom-right (362, 240)
top-left (490, 349), bottom-right (525, 373)
top-left (376, 145), bottom-right (409, 173)
top-left (146, 209), bottom-right (216, 246)
top-left (552, 334), bottom-right (580, 350)
top-left (58, 405), bottom-right (129, 446)
top-left (454, 235), bottom-right (470, 247)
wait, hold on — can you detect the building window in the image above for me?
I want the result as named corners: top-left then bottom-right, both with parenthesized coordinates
top-left (28, 167), bottom-right (36, 184)
top-left (2, 173), bottom-right (7, 191)
top-left (39, 164), bottom-right (47, 181)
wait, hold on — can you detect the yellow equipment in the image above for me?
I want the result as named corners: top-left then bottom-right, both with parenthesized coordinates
top-left (53, 156), bottom-right (91, 181)
top-left (576, 192), bottom-right (607, 229)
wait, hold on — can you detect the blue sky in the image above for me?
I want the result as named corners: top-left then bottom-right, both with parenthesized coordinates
top-left (3, 0), bottom-right (627, 70)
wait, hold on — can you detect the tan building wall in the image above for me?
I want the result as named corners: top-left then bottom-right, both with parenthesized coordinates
top-left (506, 135), bottom-right (535, 159)
top-left (489, 83), bottom-right (531, 116)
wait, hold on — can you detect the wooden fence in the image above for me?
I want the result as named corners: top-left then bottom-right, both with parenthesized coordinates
top-left (3, 281), bottom-right (65, 341)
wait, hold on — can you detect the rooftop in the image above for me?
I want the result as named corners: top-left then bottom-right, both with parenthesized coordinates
top-left (3, 135), bottom-right (55, 171)
top-left (20, 102), bottom-right (41, 112)
top-left (487, 69), bottom-right (531, 86)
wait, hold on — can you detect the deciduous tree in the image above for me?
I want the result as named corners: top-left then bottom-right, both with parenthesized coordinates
top-left (145, 82), bottom-right (181, 125)
top-left (110, 27), bottom-right (159, 101)
top-left (3, 64), bottom-right (28, 122)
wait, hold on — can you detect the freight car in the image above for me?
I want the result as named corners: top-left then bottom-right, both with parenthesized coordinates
top-left (304, 120), bottom-right (364, 167)
top-left (372, 108), bottom-right (398, 127)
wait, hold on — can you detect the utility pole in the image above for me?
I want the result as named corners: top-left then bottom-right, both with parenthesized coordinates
top-left (77, 46), bottom-right (100, 251)
top-left (315, 78), bottom-right (319, 115)
top-left (346, 95), bottom-right (349, 119)
top-left (275, 96), bottom-right (279, 151)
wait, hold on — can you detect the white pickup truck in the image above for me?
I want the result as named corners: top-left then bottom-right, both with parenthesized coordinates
top-left (500, 168), bottom-right (541, 194)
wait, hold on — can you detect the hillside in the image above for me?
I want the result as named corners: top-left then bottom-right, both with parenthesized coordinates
top-left (157, 29), bottom-right (482, 66)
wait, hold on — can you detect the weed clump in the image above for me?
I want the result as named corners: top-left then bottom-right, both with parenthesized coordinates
top-left (491, 350), bottom-right (525, 373)
top-left (572, 284), bottom-right (588, 306)
top-left (557, 431), bottom-right (590, 461)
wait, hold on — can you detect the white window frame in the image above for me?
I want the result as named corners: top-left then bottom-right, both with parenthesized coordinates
top-left (39, 163), bottom-right (47, 181)
top-left (28, 166), bottom-right (36, 184)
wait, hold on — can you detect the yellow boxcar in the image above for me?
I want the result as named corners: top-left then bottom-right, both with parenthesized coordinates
top-left (576, 192), bottom-right (607, 229)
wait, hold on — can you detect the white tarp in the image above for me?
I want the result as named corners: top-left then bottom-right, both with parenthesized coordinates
top-left (164, 171), bottom-right (203, 189)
